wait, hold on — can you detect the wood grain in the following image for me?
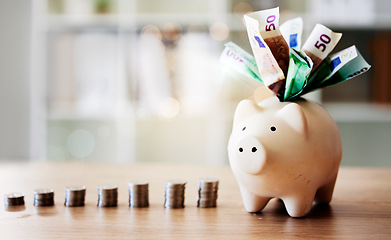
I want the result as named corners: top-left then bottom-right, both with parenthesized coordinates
top-left (0, 162), bottom-right (390, 239)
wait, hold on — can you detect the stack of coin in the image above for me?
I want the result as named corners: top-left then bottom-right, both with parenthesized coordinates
top-left (164, 180), bottom-right (186, 209)
top-left (4, 192), bottom-right (25, 207)
top-left (197, 178), bottom-right (219, 208)
top-left (97, 185), bottom-right (118, 207)
top-left (34, 189), bottom-right (55, 206)
top-left (128, 181), bottom-right (149, 208)
top-left (65, 186), bottom-right (86, 207)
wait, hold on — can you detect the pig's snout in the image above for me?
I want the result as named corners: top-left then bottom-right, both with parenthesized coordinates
top-left (236, 136), bottom-right (266, 175)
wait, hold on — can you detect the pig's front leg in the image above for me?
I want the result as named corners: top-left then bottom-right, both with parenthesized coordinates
top-left (239, 185), bottom-right (271, 213)
top-left (282, 192), bottom-right (316, 217)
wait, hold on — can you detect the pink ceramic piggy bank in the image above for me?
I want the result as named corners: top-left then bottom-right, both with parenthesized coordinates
top-left (228, 97), bottom-right (342, 217)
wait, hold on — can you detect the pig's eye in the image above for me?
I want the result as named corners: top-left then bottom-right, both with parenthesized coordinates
top-left (242, 126), bottom-right (246, 131)
top-left (270, 126), bottom-right (277, 132)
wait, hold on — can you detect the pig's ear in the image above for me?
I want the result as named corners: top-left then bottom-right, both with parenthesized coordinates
top-left (277, 103), bottom-right (309, 138)
top-left (233, 99), bottom-right (262, 127)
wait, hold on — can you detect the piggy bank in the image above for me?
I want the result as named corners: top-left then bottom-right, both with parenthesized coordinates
top-left (228, 97), bottom-right (342, 217)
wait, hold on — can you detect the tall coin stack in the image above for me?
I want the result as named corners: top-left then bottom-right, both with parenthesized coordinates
top-left (128, 181), bottom-right (149, 208)
top-left (34, 189), bottom-right (55, 206)
top-left (65, 186), bottom-right (86, 207)
top-left (197, 178), bottom-right (219, 208)
top-left (4, 192), bottom-right (25, 207)
top-left (97, 185), bottom-right (118, 207)
top-left (164, 180), bottom-right (186, 209)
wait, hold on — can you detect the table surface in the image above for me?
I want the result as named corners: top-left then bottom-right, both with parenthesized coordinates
top-left (0, 162), bottom-right (390, 240)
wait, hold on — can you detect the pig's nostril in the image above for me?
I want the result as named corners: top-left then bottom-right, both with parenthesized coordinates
top-left (252, 147), bottom-right (257, 153)
top-left (239, 147), bottom-right (243, 152)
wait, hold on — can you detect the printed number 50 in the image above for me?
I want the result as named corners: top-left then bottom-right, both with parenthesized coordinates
top-left (265, 15), bottom-right (276, 31)
top-left (315, 34), bottom-right (331, 52)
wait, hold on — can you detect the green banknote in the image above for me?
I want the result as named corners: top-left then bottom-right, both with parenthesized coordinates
top-left (304, 45), bottom-right (371, 94)
top-left (220, 41), bottom-right (262, 83)
top-left (284, 48), bottom-right (312, 101)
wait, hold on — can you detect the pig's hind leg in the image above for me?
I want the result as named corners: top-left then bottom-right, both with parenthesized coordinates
top-left (314, 174), bottom-right (338, 204)
top-left (282, 189), bottom-right (317, 217)
top-left (239, 186), bottom-right (271, 213)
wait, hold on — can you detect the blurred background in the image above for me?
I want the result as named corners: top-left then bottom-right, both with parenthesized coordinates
top-left (0, 0), bottom-right (390, 166)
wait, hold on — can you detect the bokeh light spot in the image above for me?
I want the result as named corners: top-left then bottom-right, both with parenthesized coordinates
top-left (67, 129), bottom-right (95, 159)
top-left (209, 22), bottom-right (229, 41)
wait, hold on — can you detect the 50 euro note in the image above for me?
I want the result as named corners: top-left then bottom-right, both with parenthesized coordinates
top-left (302, 24), bottom-right (342, 73)
top-left (303, 45), bottom-right (371, 94)
top-left (244, 7), bottom-right (289, 100)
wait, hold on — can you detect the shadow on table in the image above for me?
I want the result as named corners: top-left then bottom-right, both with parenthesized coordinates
top-left (259, 198), bottom-right (334, 219)
top-left (34, 206), bottom-right (59, 217)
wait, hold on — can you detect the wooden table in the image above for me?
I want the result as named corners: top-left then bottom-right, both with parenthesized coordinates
top-left (0, 162), bottom-right (390, 239)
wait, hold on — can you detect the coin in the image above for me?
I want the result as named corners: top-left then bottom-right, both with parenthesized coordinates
top-left (34, 188), bottom-right (54, 207)
top-left (197, 178), bottom-right (219, 208)
top-left (65, 185), bottom-right (86, 207)
top-left (128, 181), bottom-right (149, 208)
top-left (4, 192), bottom-right (25, 206)
top-left (164, 180), bottom-right (186, 209)
top-left (97, 184), bottom-right (118, 207)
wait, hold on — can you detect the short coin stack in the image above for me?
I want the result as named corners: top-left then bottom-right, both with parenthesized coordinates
top-left (4, 192), bottom-right (25, 207)
top-left (97, 185), bottom-right (118, 207)
top-left (34, 189), bottom-right (55, 206)
top-left (128, 181), bottom-right (149, 208)
top-left (197, 178), bottom-right (219, 208)
top-left (65, 186), bottom-right (86, 207)
top-left (164, 180), bottom-right (186, 209)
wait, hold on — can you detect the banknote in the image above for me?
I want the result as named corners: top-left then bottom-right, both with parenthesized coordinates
top-left (244, 9), bottom-right (286, 99)
top-left (284, 48), bottom-right (312, 100)
top-left (304, 45), bottom-right (371, 93)
top-left (302, 24), bottom-right (342, 72)
top-left (246, 7), bottom-right (290, 77)
top-left (280, 17), bottom-right (303, 51)
top-left (220, 41), bottom-right (262, 82)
